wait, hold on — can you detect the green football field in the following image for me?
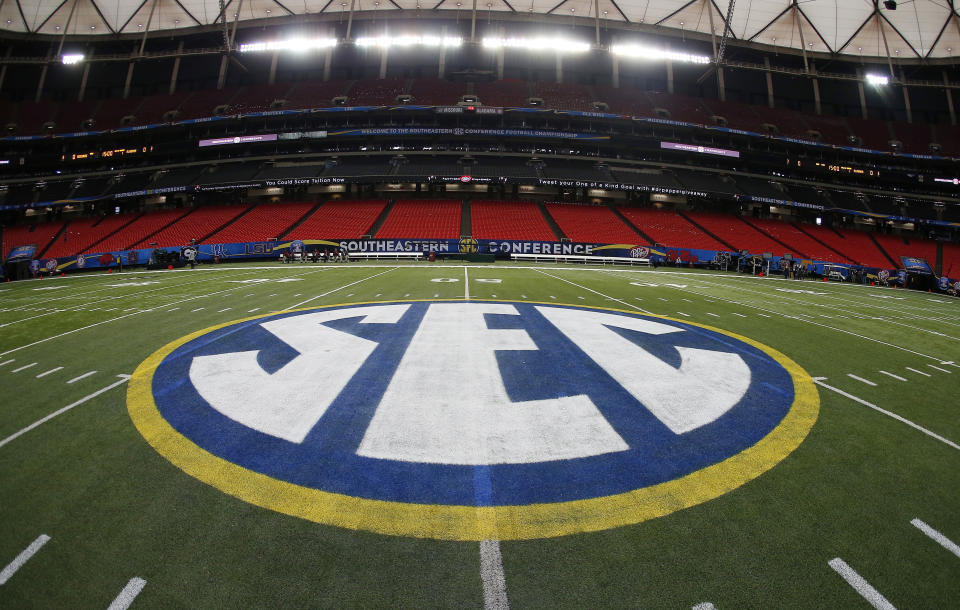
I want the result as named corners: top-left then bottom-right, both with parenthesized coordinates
top-left (0, 261), bottom-right (958, 608)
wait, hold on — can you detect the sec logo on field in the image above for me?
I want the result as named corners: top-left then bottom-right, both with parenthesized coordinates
top-left (128, 301), bottom-right (818, 540)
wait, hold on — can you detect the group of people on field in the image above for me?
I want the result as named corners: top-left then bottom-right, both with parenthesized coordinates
top-left (280, 249), bottom-right (349, 264)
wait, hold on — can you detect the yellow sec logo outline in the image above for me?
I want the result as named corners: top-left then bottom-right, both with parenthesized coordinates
top-left (127, 299), bottom-right (820, 541)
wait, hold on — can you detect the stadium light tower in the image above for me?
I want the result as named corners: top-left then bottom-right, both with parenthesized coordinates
top-left (865, 73), bottom-right (890, 86)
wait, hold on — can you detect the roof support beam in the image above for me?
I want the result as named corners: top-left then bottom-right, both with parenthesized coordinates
top-left (138, 0), bottom-right (159, 57)
top-left (55, 0), bottom-right (79, 57)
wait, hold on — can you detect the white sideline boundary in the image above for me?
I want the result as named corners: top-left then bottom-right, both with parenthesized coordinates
top-left (480, 540), bottom-right (509, 610)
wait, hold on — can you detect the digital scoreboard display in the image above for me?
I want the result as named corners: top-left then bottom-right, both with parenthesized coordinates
top-left (61, 146), bottom-right (154, 162)
top-left (660, 141), bottom-right (740, 158)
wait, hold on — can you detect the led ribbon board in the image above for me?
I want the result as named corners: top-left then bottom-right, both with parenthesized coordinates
top-left (129, 301), bottom-right (818, 540)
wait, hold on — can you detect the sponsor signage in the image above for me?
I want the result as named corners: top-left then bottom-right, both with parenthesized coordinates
top-left (198, 134), bottom-right (279, 147)
top-left (660, 141), bottom-right (740, 158)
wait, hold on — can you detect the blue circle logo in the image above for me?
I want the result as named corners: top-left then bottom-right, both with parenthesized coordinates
top-left (129, 301), bottom-right (818, 540)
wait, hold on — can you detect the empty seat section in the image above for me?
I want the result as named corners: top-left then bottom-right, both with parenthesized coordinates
top-left (178, 88), bottom-right (238, 120)
top-left (800, 226), bottom-right (890, 268)
top-left (645, 92), bottom-right (710, 124)
top-left (55, 101), bottom-right (99, 133)
top-left (349, 79), bottom-right (406, 105)
top-left (287, 200), bottom-right (387, 240)
top-left (207, 201), bottom-right (316, 243)
top-left (471, 201), bottom-right (555, 240)
top-left (409, 79), bottom-right (464, 105)
top-left (545, 203), bottom-right (638, 243)
top-left (532, 82), bottom-right (593, 111)
top-left (734, 176), bottom-right (789, 200)
top-left (619, 208), bottom-right (726, 250)
top-left (745, 218), bottom-right (852, 263)
top-left (592, 85), bottom-right (655, 116)
top-left (44, 214), bottom-right (138, 258)
top-left (2, 221), bottom-right (65, 259)
top-left (701, 99), bottom-right (760, 131)
top-left (752, 106), bottom-right (812, 139)
top-left (230, 83), bottom-right (293, 113)
top-left (683, 212), bottom-right (781, 253)
top-left (943, 243), bottom-right (960, 277)
top-left (933, 124), bottom-right (960, 156)
top-left (132, 205), bottom-right (249, 248)
top-left (890, 121), bottom-right (934, 155)
top-left (475, 79), bottom-right (529, 107)
top-left (376, 200), bottom-right (462, 239)
top-left (95, 209), bottom-right (190, 251)
top-left (91, 97), bottom-right (142, 129)
top-left (133, 92), bottom-right (192, 124)
top-left (14, 101), bottom-right (57, 134)
top-left (847, 117), bottom-right (893, 151)
top-left (284, 80), bottom-right (349, 110)
top-left (872, 233), bottom-right (937, 267)
top-left (804, 115), bottom-right (852, 146)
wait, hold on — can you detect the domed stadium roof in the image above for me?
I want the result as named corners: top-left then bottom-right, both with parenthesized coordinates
top-left (0, 0), bottom-right (958, 60)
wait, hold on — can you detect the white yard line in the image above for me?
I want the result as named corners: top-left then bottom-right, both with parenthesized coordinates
top-left (847, 374), bottom-right (877, 386)
top-left (0, 359), bottom-right (14, 367)
top-left (906, 367), bottom-right (931, 377)
top-left (676, 312), bottom-right (691, 317)
top-left (11, 363), bottom-right (37, 373)
top-left (879, 371), bottom-right (907, 382)
top-left (0, 375), bottom-right (130, 450)
top-left (285, 268), bottom-right (398, 310)
top-left (248, 308), bottom-right (261, 313)
top-left (191, 307), bottom-right (204, 312)
top-left (480, 540), bottom-right (509, 610)
top-left (692, 604), bottom-right (716, 610)
top-left (35, 366), bottom-right (64, 378)
top-left (928, 364), bottom-right (951, 373)
top-left (813, 378), bottom-right (959, 451)
top-left (464, 266), bottom-right (470, 300)
top-left (106, 577), bottom-right (147, 610)
top-left (911, 519), bottom-right (960, 559)
top-left (66, 371), bottom-right (98, 384)
top-left (731, 312), bottom-right (747, 318)
top-left (0, 278), bottom-right (267, 358)
top-left (0, 535), bottom-right (51, 585)
top-left (533, 269), bottom-right (653, 314)
top-left (828, 558), bottom-right (896, 610)
top-left (706, 313), bottom-right (720, 317)
top-left (218, 308), bottom-right (231, 312)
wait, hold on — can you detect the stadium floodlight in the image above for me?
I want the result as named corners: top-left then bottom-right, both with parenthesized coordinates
top-left (61, 53), bottom-right (84, 65)
top-left (355, 35), bottom-right (462, 48)
top-left (482, 36), bottom-right (590, 53)
top-left (238, 38), bottom-right (337, 53)
top-left (610, 44), bottom-right (710, 65)
top-left (865, 73), bottom-right (890, 86)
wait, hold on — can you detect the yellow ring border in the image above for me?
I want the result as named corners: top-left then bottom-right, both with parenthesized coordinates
top-left (127, 299), bottom-right (820, 541)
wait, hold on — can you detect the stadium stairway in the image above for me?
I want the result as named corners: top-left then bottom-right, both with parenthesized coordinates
top-left (196, 204), bottom-right (257, 244)
top-left (461, 200), bottom-right (471, 237)
top-left (83, 213), bottom-right (143, 254)
top-left (739, 217), bottom-right (805, 257)
top-left (868, 233), bottom-right (901, 268)
top-left (278, 202), bottom-right (324, 239)
top-left (537, 203), bottom-right (566, 241)
top-left (609, 206), bottom-right (657, 245)
top-left (677, 211), bottom-right (738, 251)
top-left (36, 223), bottom-right (70, 258)
top-left (366, 200), bottom-right (396, 237)
top-left (792, 223), bottom-right (857, 263)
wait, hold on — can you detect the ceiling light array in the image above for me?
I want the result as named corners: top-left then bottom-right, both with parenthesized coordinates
top-left (865, 73), bottom-right (889, 86)
top-left (355, 35), bottom-right (462, 48)
top-left (611, 44), bottom-right (710, 64)
top-left (482, 36), bottom-right (590, 53)
top-left (238, 38), bottom-right (337, 53)
top-left (61, 53), bottom-right (85, 65)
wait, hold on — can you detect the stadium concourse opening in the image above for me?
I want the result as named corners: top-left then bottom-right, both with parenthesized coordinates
top-left (0, 2), bottom-right (959, 607)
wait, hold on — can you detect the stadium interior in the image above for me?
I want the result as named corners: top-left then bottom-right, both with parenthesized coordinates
top-left (0, 0), bottom-right (958, 283)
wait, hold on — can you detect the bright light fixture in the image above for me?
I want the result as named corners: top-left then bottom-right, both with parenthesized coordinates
top-left (355, 35), bottom-right (462, 48)
top-left (482, 36), bottom-right (590, 53)
top-left (865, 73), bottom-right (889, 86)
top-left (61, 53), bottom-right (85, 65)
top-left (239, 38), bottom-right (337, 53)
top-left (611, 43), bottom-right (710, 64)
